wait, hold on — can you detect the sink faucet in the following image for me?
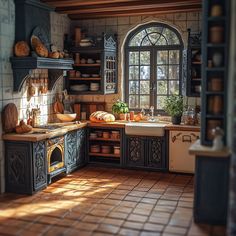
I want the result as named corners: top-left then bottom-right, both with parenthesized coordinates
top-left (149, 106), bottom-right (155, 122)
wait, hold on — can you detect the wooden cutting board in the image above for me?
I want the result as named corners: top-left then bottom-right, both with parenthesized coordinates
top-left (2, 103), bottom-right (18, 133)
top-left (53, 101), bottom-right (64, 113)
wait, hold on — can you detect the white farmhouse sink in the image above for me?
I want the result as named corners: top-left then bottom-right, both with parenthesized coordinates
top-left (125, 122), bottom-right (167, 136)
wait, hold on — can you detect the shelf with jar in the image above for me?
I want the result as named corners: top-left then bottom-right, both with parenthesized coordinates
top-left (201, 0), bottom-right (229, 146)
top-left (65, 32), bottom-right (117, 95)
top-left (184, 28), bottom-right (202, 97)
top-left (88, 128), bottom-right (123, 165)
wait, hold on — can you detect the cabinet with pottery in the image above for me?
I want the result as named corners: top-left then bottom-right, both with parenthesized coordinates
top-left (88, 126), bottom-right (124, 166)
top-left (201, 0), bottom-right (229, 145)
top-left (186, 29), bottom-right (202, 97)
top-left (66, 32), bottom-right (117, 95)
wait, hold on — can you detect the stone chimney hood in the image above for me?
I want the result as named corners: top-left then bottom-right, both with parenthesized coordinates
top-left (11, 0), bottom-right (73, 92)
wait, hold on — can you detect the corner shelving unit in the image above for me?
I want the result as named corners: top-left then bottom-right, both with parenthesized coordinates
top-left (201, 0), bottom-right (229, 146)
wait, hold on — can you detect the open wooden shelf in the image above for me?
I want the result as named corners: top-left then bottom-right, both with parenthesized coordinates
top-left (89, 152), bottom-right (120, 158)
top-left (89, 138), bottom-right (120, 142)
top-left (69, 77), bottom-right (101, 81)
top-left (74, 63), bottom-right (101, 67)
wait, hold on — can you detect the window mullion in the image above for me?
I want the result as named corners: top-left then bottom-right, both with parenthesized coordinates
top-left (138, 50), bottom-right (141, 109)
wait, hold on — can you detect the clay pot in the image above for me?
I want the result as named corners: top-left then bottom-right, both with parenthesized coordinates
top-left (119, 113), bottom-right (127, 120)
top-left (211, 4), bottom-right (223, 17)
top-left (209, 26), bottom-right (224, 43)
top-left (208, 96), bottom-right (223, 114)
top-left (212, 52), bottom-right (223, 67)
top-left (209, 78), bottom-right (223, 91)
top-left (171, 116), bottom-right (182, 125)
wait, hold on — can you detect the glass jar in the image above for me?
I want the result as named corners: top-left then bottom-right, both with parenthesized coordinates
top-left (183, 106), bottom-right (195, 125)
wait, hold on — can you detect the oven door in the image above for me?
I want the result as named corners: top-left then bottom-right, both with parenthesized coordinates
top-left (47, 143), bottom-right (64, 173)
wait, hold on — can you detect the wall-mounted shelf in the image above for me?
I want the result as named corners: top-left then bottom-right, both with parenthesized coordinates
top-left (10, 56), bottom-right (74, 92)
top-left (66, 34), bottom-right (117, 95)
top-left (183, 29), bottom-right (202, 97)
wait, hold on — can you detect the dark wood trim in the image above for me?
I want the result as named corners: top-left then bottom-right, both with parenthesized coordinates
top-left (41, 0), bottom-right (201, 19)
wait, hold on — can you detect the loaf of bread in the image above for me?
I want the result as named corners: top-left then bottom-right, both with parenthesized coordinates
top-left (90, 111), bottom-right (115, 123)
top-left (15, 120), bottom-right (32, 134)
top-left (14, 41), bottom-right (30, 57)
top-left (48, 51), bottom-right (60, 59)
top-left (35, 44), bottom-right (48, 57)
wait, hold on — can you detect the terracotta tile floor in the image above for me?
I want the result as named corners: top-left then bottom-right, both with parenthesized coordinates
top-left (0, 166), bottom-right (226, 236)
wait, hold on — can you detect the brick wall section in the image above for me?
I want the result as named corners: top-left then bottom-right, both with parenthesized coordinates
top-left (0, 1), bottom-right (70, 193)
top-left (70, 12), bottom-right (202, 111)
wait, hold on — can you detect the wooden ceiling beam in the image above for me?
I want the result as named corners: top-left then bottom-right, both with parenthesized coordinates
top-left (68, 5), bottom-right (201, 20)
top-left (41, 0), bottom-right (141, 8)
top-left (55, 1), bottom-right (201, 15)
top-left (41, 0), bottom-right (202, 20)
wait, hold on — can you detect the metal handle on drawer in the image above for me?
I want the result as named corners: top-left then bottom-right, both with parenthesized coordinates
top-left (182, 135), bottom-right (192, 143)
top-left (171, 132), bottom-right (182, 143)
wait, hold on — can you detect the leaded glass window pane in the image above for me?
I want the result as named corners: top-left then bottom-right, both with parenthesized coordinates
top-left (126, 23), bottom-right (183, 112)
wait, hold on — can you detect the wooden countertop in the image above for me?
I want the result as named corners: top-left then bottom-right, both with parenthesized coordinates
top-left (2, 122), bottom-right (87, 142)
top-left (165, 124), bottom-right (200, 132)
top-left (87, 121), bottom-right (126, 128)
top-left (2, 120), bottom-right (200, 142)
top-left (189, 140), bottom-right (231, 158)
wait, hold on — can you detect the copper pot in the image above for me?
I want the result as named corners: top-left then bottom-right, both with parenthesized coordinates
top-left (209, 26), bottom-right (224, 43)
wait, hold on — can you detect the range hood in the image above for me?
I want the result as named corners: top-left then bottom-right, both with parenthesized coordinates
top-left (11, 0), bottom-right (73, 92)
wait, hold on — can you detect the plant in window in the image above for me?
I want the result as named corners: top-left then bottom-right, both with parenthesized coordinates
top-left (164, 95), bottom-right (183, 124)
top-left (112, 100), bottom-right (129, 120)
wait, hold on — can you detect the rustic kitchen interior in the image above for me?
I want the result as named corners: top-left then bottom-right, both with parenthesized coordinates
top-left (0, 0), bottom-right (235, 235)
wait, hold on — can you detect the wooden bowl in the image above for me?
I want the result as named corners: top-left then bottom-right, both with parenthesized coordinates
top-left (56, 113), bottom-right (76, 122)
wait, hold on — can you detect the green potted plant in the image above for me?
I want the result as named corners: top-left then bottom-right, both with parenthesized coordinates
top-left (112, 100), bottom-right (129, 120)
top-left (164, 95), bottom-right (183, 125)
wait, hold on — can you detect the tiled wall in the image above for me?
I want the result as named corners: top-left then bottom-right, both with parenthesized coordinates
top-left (0, 2), bottom-right (70, 192)
top-left (70, 12), bottom-right (202, 111)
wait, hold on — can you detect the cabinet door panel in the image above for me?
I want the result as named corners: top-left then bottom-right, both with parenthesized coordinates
top-left (147, 137), bottom-right (165, 169)
top-left (5, 142), bottom-right (33, 194)
top-left (33, 141), bottom-right (47, 191)
top-left (65, 131), bottom-right (77, 172)
top-left (77, 128), bottom-right (86, 166)
top-left (126, 136), bottom-right (145, 167)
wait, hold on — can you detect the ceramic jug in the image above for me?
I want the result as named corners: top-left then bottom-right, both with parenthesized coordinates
top-left (212, 52), bottom-right (223, 67)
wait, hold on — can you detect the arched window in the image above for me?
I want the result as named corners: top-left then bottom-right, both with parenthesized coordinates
top-left (124, 23), bottom-right (183, 113)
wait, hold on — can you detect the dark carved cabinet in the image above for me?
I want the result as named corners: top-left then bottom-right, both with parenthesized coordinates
top-left (5, 141), bottom-right (47, 195)
top-left (125, 136), bottom-right (166, 170)
top-left (33, 141), bottom-right (47, 192)
top-left (126, 136), bottom-right (145, 167)
top-left (77, 128), bottom-right (86, 166)
top-left (65, 128), bottom-right (86, 173)
top-left (147, 137), bottom-right (166, 169)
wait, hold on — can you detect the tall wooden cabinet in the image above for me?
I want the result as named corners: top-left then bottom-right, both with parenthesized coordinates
top-left (201, 0), bottom-right (230, 145)
top-left (66, 34), bottom-right (117, 95)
